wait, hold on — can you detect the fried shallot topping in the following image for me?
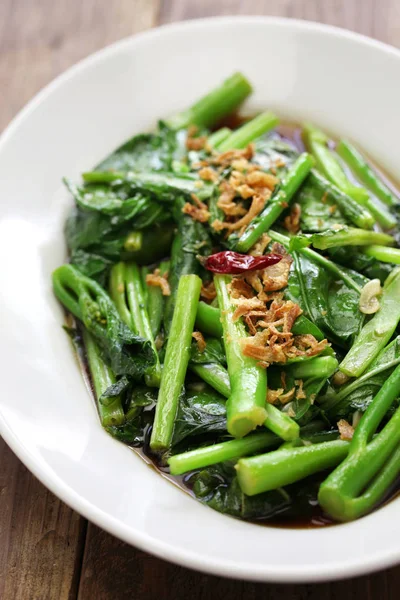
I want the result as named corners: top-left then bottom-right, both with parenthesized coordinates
top-left (200, 280), bottom-right (217, 301)
top-left (146, 268), bottom-right (171, 296)
top-left (182, 193), bottom-right (211, 223)
top-left (186, 125), bottom-right (207, 151)
top-left (192, 331), bottom-right (206, 353)
top-left (226, 244), bottom-right (329, 366)
top-left (338, 419), bottom-right (355, 441)
top-left (283, 202), bottom-right (302, 234)
top-left (267, 387), bottom-right (296, 405)
top-left (185, 140), bottom-right (280, 233)
top-left (249, 233), bottom-right (272, 256)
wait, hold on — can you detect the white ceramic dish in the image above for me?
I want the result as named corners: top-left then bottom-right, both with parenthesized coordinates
top-left (0, 17), bottom-right (400, 583)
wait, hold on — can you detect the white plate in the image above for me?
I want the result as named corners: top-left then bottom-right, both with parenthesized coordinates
top-left (0, 17), bottom-right (399, 583)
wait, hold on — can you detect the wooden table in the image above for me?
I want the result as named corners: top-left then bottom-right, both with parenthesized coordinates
top-left (1, 1), bottom-right (399, 597)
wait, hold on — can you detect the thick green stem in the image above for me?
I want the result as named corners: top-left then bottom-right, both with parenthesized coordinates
top-left (299, 227), bottom-right (394, 251)
top-left (234, 153), bottom-right (314, 253)
top-left (142, 260), bottom-right (170, 338)
top-left (337, 139), bottom-right (399, 208)
top-left (303, 124), bottom-right (394, 227)
top-left (236, 439), bottom-right (349, 496)
top-left (218, 111), bottom-right (279, 151)
top-left (189, 362), bottom-right (231, 398)
top-left (122, 225), bottom-right (174, 265)
top-left (82, 171), bottom-right (213, 202)
top-left (264, 404), bottom-right (300, 441)
top-left (303, 123), bottom-right (370, 203)
top-left (109, 262), bottom-right (162, 387)
top-left (214, 274), bottom-right (267, 438)
top-left (318, 364), bottom-right (400, 521)
top-left (168, 422), bottom-right (332, 475)
top-left (165, 72), bottom-right (253, 130)
top-left (150, 275), bottom-right (202, 452)
top-left (207, 127), bottom-right (231, 148)
top-left (340, 269), bottom-right (400, 377)
top-left (195, 301), bottom-right (223, 337)
top-left (82, 329), bottom-right (125, 427)
top-left (308, 171), bottom-right (375, 229)
top-left (363, 245), bottom-right (400, 264)
top-left (169, 431), bottom-right (277, 475)
top-left (289, 356), bottom-right (338, 380)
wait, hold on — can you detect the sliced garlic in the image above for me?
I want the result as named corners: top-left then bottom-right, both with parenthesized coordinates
top-left (359, 278), bottom-right (382, 315)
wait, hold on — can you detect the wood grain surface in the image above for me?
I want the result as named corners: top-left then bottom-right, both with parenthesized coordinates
top-left (1, 1), bottom-right (400, 598)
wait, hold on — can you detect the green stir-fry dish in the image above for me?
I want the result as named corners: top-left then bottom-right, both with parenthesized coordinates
top-left (53, 73), bottom-right (400, 525)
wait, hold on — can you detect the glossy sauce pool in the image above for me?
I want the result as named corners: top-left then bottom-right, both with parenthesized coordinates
top-left (71, 119), bottom-right (400, 529)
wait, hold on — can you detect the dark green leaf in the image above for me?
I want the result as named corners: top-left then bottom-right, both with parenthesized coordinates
top-left (286, 252), bottom-right (365, 347)
top-left (190, 337), bottom-right (227, 366)
top-left (95, 122), bottom-right (186, 173)
top-left (70, 249), bottom-right (113, 285)
top-left (172, 387), bottom-right (227, 446)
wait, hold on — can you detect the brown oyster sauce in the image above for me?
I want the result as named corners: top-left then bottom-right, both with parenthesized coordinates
top-left (74, 117), bottom-right (400, 529)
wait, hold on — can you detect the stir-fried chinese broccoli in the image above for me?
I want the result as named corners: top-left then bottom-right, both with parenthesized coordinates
top-left (53, 73), bottom-right (400, 525)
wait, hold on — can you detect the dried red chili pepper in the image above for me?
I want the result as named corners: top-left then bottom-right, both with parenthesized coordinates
top-left (201, 251), bottom-right (282, 274)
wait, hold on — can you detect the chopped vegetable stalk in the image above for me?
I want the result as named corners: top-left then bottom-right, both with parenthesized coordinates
top-left (340, 268), bottom-right (400, 377)
top-left (303, 124), bottom-right (395, 229)
top-left (150, 275), bottom-right (202, 452)
top-left (303, 123), bottom-right (370, 203)
top-left (214, 274), bottom-right (267, 437)
top-left (82, 170), bottom-right (214, 202)
top-left (195, 302), bottom-right (223, 338)
top-left (189, 362), bottom-right (231, 398)
top-left (142, 260), bottom-right (170, 338)
top-left (169, 423), bottom-right (333, 475)
top-left (109, 262), bottom-right (161, 386)
top-left (82, 329), bottom-right (125, 427)
top-left (218, 111), bottom-right (279, 151)
top-left (122, 226), bottom-right (174, 265)
top-left (319, 364), bottom-right (400, 521)
top-left (264, 404), bottom-right (300, 441)
top-left (165, 72), bottom-right (253, 130)
top-left (363, 245), bottom-right (400, 264)
top-left (337, 139), bottom-right (399, 208)
top-left (288, 356), bottom-right (339, 380)
top-left (207, 127), bottom-right (231, 148)
top-left (234, 153), bottom-right (314, 253)
top-left (293, 227), bottom-right (394, 251)
top-left (236, 439), bottom-right (349, 496)
top-left (308, 171), bottom-right (375, 230)
top-left (169, 431), bottom-right (278, 475)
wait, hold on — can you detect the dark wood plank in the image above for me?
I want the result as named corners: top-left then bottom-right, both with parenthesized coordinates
top-left (0, 438), bottom-right (86, 600)
top-left (0, 0), bottom-right (160, 132)
top-left (159, 0), bottom-right (400, 49)
top-left (78, 524), bottom-right (400, 600)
